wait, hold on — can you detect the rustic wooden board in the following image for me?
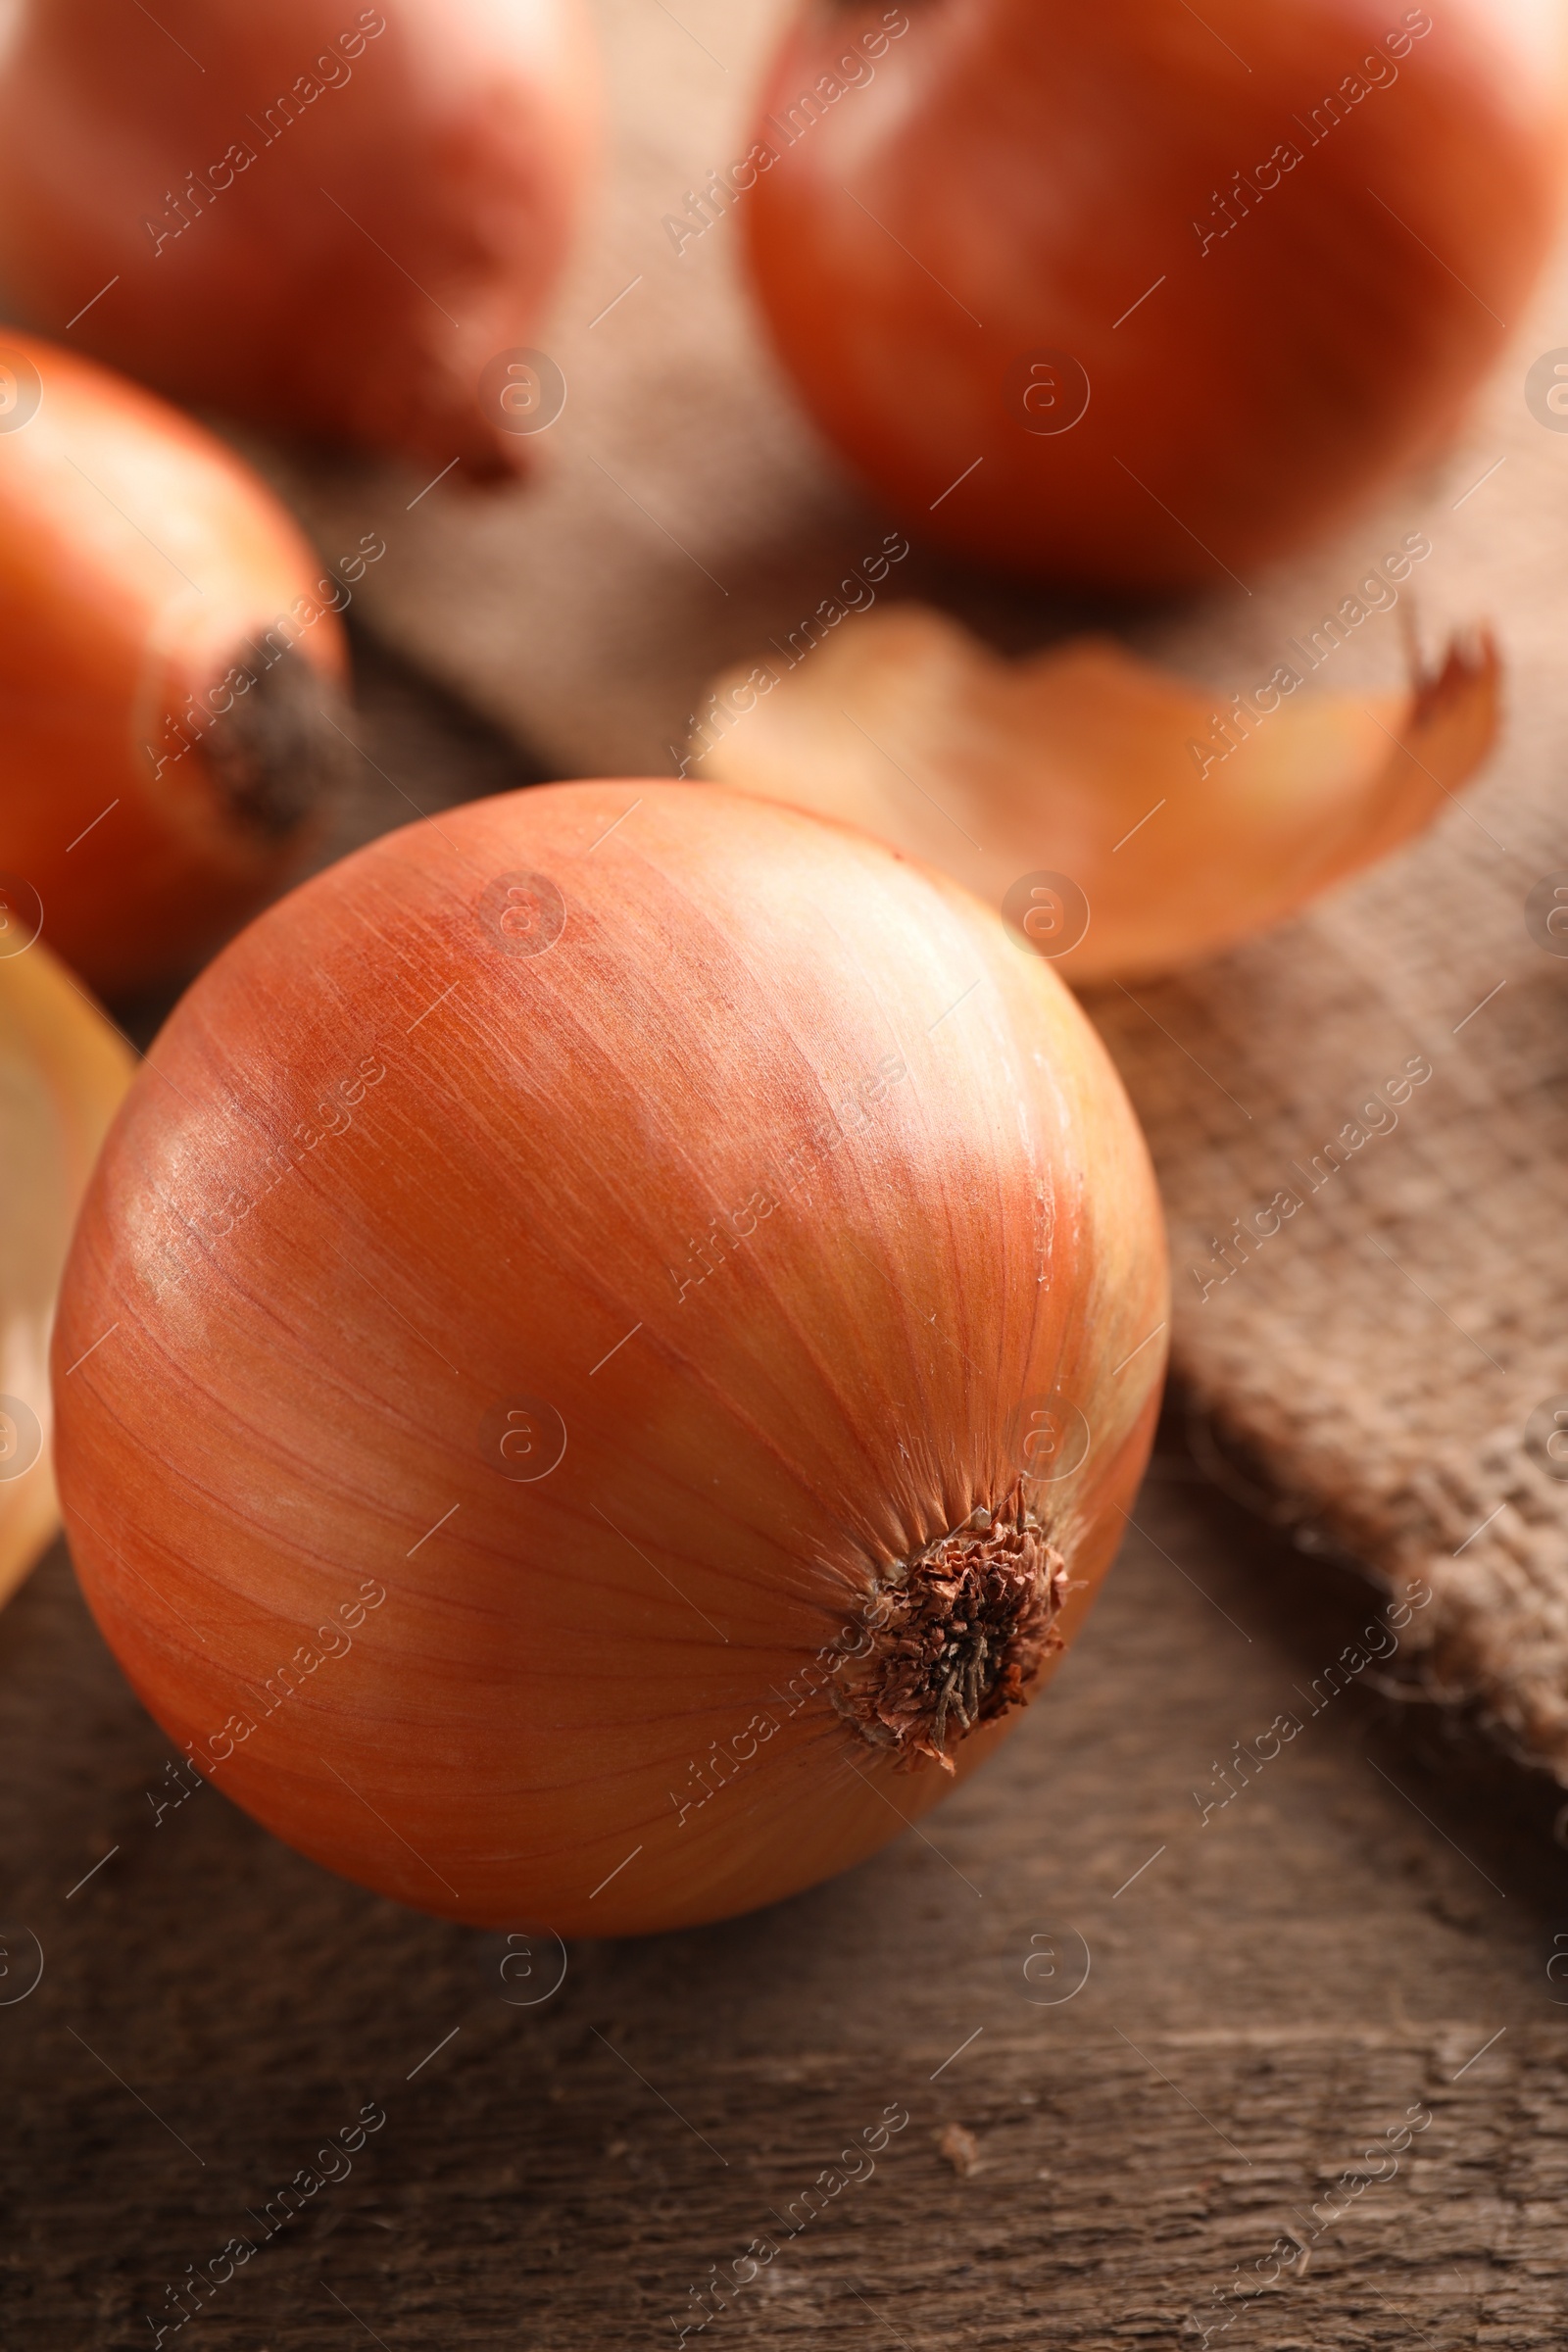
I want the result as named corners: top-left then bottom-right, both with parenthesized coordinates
top-left (4, 644), bottom-right (1567, 2352)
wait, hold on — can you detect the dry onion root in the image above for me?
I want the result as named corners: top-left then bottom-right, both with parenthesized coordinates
top-left (0, 940), bottom-right (132, 1609)
top-left (687, 603), bottom-right (1498, 982)
top-left (53, 783), bottom-right (1166, 1936)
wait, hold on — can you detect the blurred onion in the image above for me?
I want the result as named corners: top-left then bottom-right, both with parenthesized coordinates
top-left (745, 0), bottom-right (1561, 586)
top-left (0, 336), bottom-right (353, 995)
top-left (0, 0), bottom-right (598, 476)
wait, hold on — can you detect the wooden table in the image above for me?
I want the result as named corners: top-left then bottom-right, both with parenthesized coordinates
top-left (3, 637), bottom-right (1566, 2352)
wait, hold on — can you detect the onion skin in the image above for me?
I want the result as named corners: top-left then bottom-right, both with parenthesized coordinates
top-left (691, 603), bottom-right (1500, 981)
top-left (0, 0), bottom-right (597, 477)
top-left (745, 0), bottom-right (1560, 588)
top-left (0, 335), bottom-right (351, 996)
top-left (0, 943), bottom-right (133, 1608)
top-left (53, 783), bottom-right (1166, 1936)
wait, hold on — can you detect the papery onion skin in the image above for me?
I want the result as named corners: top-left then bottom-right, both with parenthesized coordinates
top-left (691, 602), bottom-right (1500, 982)
top-left (745, 0), bottom-right (1560, 588)
top-left (0, 941), bottom-right (133, 1607)
top-left (52, 782), bottom-right (1166, 1936)
top-left (0, 336), bottom-right (351, 996)
top-left (0, 0), bottom-right (598, 477)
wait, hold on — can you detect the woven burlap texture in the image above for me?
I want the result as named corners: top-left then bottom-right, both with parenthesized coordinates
top-left (272, 0), bottom-right (1568, 1779)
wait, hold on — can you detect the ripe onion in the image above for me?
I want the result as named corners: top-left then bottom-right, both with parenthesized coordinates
top-left (744, 0), bottom-right (1560, 587)
top-left (0, 940), bottom-right (131, 1609)
top-left (0, 0), bottom-right (598, 477)
top-left (688, 603), bottom-right (1498, 981)
top-left (0, 335), bottom-right (353, 996)
top-left (53, 783), bottom-right (1166, 1936)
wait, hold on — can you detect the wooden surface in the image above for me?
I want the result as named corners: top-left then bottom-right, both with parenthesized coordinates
top-left (4, 642), bottom-right (1568, 2352)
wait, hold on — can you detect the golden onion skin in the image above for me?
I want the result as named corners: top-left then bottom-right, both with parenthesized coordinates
top-left (694, 605), bottom-right (1499, 983)
top-left (53, 784), bottom-right (1166, 1936)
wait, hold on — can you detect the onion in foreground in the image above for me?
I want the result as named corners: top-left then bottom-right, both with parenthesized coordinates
top-left (53, 784), bottom-right (1166, 1936)
top-left (0, 935), bottom-right (132, 1608)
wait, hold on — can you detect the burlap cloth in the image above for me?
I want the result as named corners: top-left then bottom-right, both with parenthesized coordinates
top-left (271, 0), bottom-right (1568, 1780)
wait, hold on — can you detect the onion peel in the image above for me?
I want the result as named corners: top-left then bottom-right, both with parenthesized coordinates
top-left (689, 604), bottom-right (1499, 982)
top-left (1, 940), bottom-right (133, 1608)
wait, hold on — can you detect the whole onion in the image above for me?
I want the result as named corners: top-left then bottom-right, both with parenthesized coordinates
top-left (744, 0), bottom-right (1560, 588)
top-left (53, 784), bottom-right (1166, 1936)
top-left (0, 0), bottom-right (598, 477)
top-left (0, 337), bottom-right (352, 996)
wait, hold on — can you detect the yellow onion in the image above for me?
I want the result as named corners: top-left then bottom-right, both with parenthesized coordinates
top-left (53, 783), bottom-right (1165, 1935)
top-left (0, 333), bottom-right (354, 997)
top-left (0, 934), bottom-right (132, 1607)
top-left (688, 603), bottom-right (1498, 980)
top-left (743, 0), bottom-right (1561, 588)
top-left (0, 0), bottom-right (599, 477)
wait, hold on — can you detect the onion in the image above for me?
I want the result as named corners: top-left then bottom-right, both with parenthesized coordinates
top-left (53, 783), bottom-right (1166, 1935)
top-left (688, 603), bottom-right (1499, 980)
top-left (1, 937), bottom-right (131, 1609)
top-left (0, 0), bottom-right (598, 478)
top-left (744, 0), bottom-right (1560, 587)
top-left (0, 334), bottom-right (353, 996)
